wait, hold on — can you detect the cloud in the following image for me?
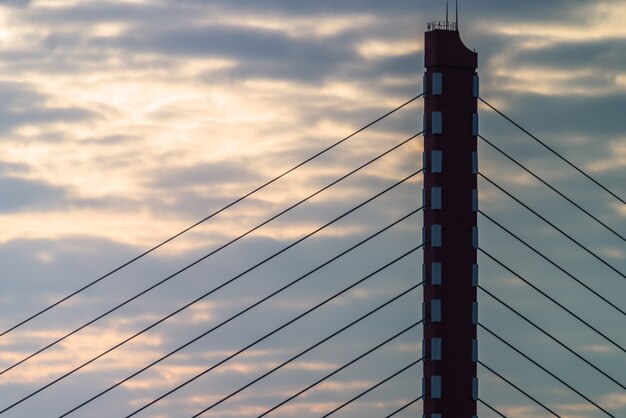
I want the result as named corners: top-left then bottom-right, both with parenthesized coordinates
top-left (148, 161), bottom-right (257, 190)
top-left (510, 38), bottom-right (626, 72)
top-left (0, 160), bottom-right (29, 175)
top-left (0, 176), bottom-right (66, 212)
top-left (0, 0), bottom-right (30, 8)
top-left (95, 23), bottom-right (360, 86)
top-left (602, 393), bottom-right (626, 409)
top-left (0, 1), bottom-right (624, 418)
top-left (0, 81), bottom-right (96, 134)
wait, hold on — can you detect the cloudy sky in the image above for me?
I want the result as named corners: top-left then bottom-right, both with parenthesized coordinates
top-left (0, 1), bottom-right (624, 417)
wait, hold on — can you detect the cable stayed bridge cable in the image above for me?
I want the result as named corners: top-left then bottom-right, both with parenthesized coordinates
top-left (479, 97), bottom-right (626, 206)
top-left (479, 209), bottom-right (626, 318)
top-left (479, 360), bottom-right (561, 418)
top-left (479, 247), bottom-right (626, 353)
top-left (255, 316), bottom-right (421, 417)
top-left (3, 163), bottom-right (425, 415)
top-left (479, 323), bottom-right (616, 418)
top-left (479, 172), bottom-right (626, 280)
top-left (127, 250), bottom-right (424, 418)
top-left (0, 93), bottom-right (423, 340)
top-left (478, 398), bottom-right (508, 418)
top-left (315, 358), bottom-right (423, 418)
top-left (0, 131), bottom-right (423, 381)
top-left (479, 134), bottom-right (626, 244)
top-left (60, 210), bottom-right (424, 417)
top-left (478, 284), bottom-right (625, 391)
top-left (383, 396), bottom-right (424, 418)
top-left (191, 313), bottom-right (424, 417)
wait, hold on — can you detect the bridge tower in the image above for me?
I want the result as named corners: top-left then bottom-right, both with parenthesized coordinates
top-left (422, 17), bottom-right (479, 418)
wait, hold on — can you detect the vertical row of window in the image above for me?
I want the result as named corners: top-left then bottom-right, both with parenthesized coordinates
top-left (472, 74), bottom-right (479, 411)
top-left (471, 74), bottom-right (479, 393)
top-left (422, 71), bottom-right (479, 414)
top-left (422, 72), bottom-right (479, 135)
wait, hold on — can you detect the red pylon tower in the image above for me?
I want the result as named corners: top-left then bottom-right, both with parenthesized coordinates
top-left (422, 18), bottom-right (479, 418)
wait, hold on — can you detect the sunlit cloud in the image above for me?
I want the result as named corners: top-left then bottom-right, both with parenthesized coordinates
top-left (486, 1), bottom-right (626, 41)
top-left (208, 13), bottom-right (376, 39)
top-left (357, 39), bottom-right (421, 60)
top-left (0, 327), bottom-right (163, 383)
top-left (0, 2), bottom-right (622, 418)
top-left (602, 393), bottom-right (626, 409)
top-left (578, 344), bottom-right (618, 354)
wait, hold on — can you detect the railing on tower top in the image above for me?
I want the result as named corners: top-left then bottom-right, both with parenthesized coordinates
top-left (427, 21), bottom-right (458, 31)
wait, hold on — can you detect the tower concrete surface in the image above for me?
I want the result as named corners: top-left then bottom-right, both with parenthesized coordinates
top-left (422, 20), bottom-right (479, 418)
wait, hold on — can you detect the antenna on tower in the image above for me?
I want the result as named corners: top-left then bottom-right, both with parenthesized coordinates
top-left (456, 0), bottom-right (459, 31)
top-left (446, 1), bottom-right (449, 30)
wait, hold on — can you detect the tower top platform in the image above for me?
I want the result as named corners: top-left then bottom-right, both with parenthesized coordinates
top-left (424, 26), bottom-right (477, 69)
top-left (427, 21), bottom-right (457, 31)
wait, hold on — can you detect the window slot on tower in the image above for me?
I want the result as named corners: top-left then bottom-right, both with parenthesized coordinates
top-left (432, 150), bottom-right (443, 173)
top-left (472, 189), bottom-right (478, 212)
top-left (432, 72), bottom-right (443, 95)
top-left (432, 224), bottom-right (442, 247)
top-left (473, 75), bottom-right (479, 98)
top-left (472, 113), bottom-right (478, 136)
top-left (472, 226), bottom-right (478, 249)
top-left (431, 299), bottom-right (442, 322)
top-left (432, 262), bottom-right (442, 285)
top-left (431, 187), bottom-right (442, 210)
top-left (432, 111), bottom-right (442, 134)
top-left (423, 73), bottom-right (428, 97)
top-left (431, 376), bottom-right (442, 399)
top-left (472, 302), bottom-right (478, 325)
top-left (431, 338), bottom-right (442, 360)
top-left (472, 151), bottom-right (478, 174)
top-left (472, 264), bottom-right (478, 287)
top-left (472, 339), bottom-right (478, 362)
top-left (472, 378), bottom-right (478, 400)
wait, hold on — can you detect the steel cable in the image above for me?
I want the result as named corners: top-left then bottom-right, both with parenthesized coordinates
top-left (60, 211), bottom-right (424, 417)
top-left (479, 284), bottom-right (625, 390)
top-left (478, 398), bottom-right (507, 418)
top-left (0, 93), bottom-right (423, 339)
top-left (2, 158), bottom-right (424, 414)
top-left (383, 396), bottom-right (424, 418)
top-left (0, 132), bottom-right (423, 380)
top-left (479, 209), bottom-right (626, 317)
top-left (258, 331), bottom-right (423, 417)
top-left (317, 358), bottom-right (423, 418)
top-left (193, 316), bottom-right (424, 417)
top-left (479, 97), bottom-right (625, 205)
top-left (479, 247), bottom-right (626, 353)
top-left (479, 360), bottom-right (561, 418)
top-left (479, 323), bottom-right (616, 418)
top-left (479, 172), bottom-right (626, 280)
top-left (479, 134), bottom-right (626, 244)
top-left (135, 250), bottom-right (424, 418)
